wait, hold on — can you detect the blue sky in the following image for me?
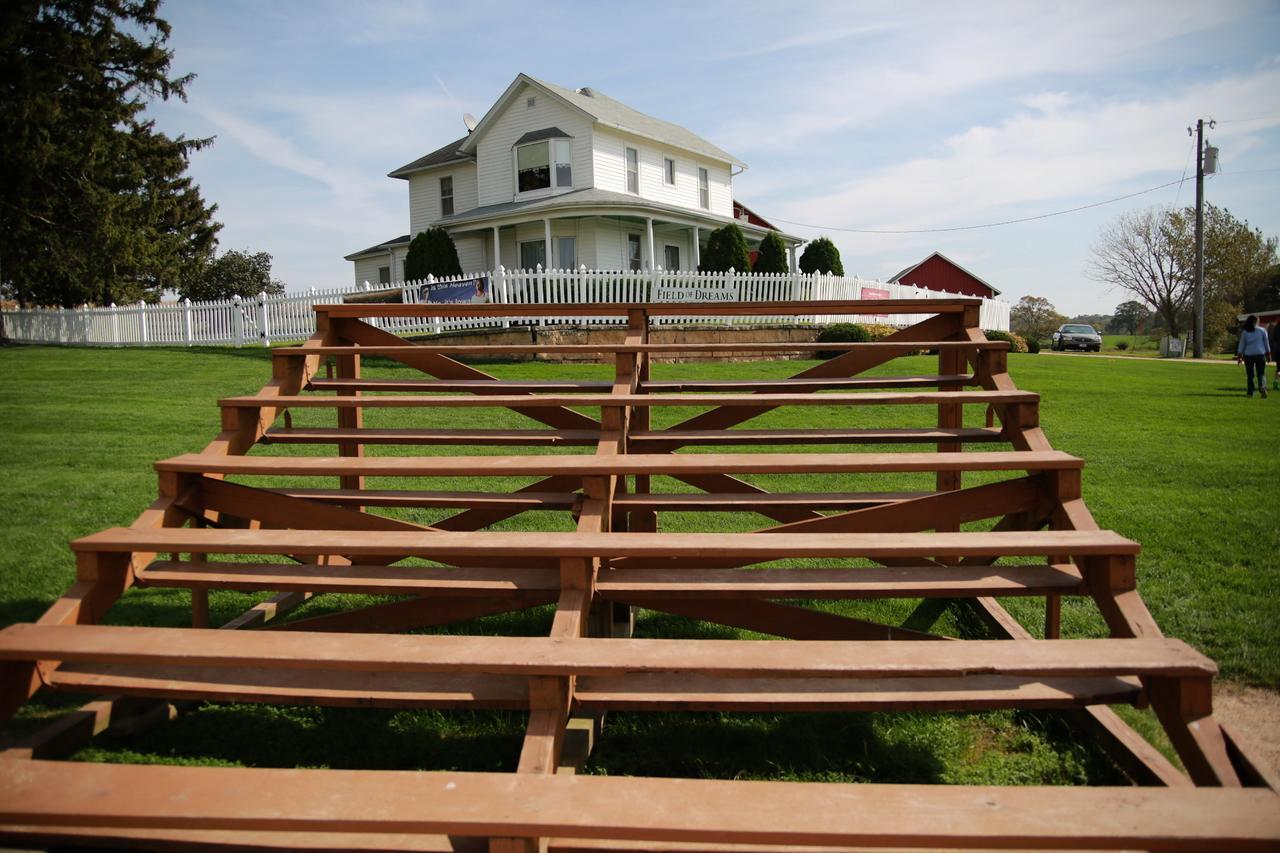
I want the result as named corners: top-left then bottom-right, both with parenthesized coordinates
top-left (146, 0), bottom-right (1280, 315)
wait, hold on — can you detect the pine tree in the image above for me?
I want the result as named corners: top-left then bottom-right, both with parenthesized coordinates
top-left (798, 237), bottom-right (844, 276)
top-left (0, 0), bottom-right (221, 307)
top-left (753, 230), bottom-right (788, 274)
top-left (404, 227), bottom-right (463, 280)
top-left (699, 223), bottom-right (751, 272)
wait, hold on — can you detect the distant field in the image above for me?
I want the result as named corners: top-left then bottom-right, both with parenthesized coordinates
top-left (0, 343), bottom-right (1275, 783)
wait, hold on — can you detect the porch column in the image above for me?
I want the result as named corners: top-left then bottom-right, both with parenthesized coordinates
top-left (491, 225), bottom-right (500, 269)
top-left (646, 217), bottom-right (655, 270)
top-left (788, 244), bottom-right (798, 273)
top-left (691, 226), bottom-right (700, 268)
top-left (543, 218), bottom-right (552, 268)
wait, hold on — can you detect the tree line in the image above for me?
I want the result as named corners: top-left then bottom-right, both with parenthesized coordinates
top-left (1, 0), bottom-right (283, 307)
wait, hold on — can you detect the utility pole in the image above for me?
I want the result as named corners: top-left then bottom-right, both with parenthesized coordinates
top-left (1189, 118), bottom-right (1216, 358)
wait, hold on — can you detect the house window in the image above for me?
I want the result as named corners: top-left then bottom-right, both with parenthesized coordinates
top-left (664, 244), bottom-right (680, 271)
top-left (378, 266), bottom-right (391, 284)
top-left (625, 146), bottom-right (639, 194)
top-left (663, 157), bottom-right (675, 185)
top-left (520, 239), bottom-right (546, 270)
top-left (516, 139), bottom-right (572, 194)
top-left (627, 234), bottom-right (642, 271)
top-left (558, 237), bottom-right (576, 270)
top-left (440, 175), bottom-right (454, 216)
top-left (698, 167), bottom-right (709, 209)
top-left (517, 142), bottom-right (551, 192)
top-left (554, 139), bottom-right (572, 188)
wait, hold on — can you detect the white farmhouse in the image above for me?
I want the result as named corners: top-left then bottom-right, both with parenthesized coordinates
top-left (345, 73), bottom-right (802, 285)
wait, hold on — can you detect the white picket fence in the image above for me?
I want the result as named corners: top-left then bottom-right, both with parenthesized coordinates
top-left (0, 268), bottom-right (1009, 347)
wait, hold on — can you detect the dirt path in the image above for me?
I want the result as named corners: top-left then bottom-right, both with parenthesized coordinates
top-left (1214, 683), bottom-right (1280, 777)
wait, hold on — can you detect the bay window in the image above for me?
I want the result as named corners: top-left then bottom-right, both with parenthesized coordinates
top-left (516, 135), bottom-right (573, 194)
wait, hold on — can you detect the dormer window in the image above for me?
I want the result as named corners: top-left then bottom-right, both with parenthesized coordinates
top-left (513, 129), bottom-right (573, 195)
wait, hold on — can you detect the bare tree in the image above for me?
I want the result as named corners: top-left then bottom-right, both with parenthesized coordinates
top-left (1086, 208), bottom-right (1187, 337)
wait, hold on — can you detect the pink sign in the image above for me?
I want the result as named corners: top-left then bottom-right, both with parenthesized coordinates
top-left (861, 286), bottom-right (890, 318)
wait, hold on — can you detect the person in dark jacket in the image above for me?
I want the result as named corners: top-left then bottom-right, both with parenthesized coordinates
top-left (1236, 315), bottom-right (1272, 398)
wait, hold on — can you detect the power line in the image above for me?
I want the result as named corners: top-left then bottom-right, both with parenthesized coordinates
top-left (1214, 115), bottom-right (1280, 124)
top-left (762, 177), bottom-right (1190, 235)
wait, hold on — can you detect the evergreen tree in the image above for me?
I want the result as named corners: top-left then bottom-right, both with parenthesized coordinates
top-left (0, 0), bottom-right (221, 307)
top-left (798, 237), bottom-right (844, 276)
top-left (753, 230), bottom-right (788, 274)
top-left (404, 227), bottom-right (462, 280)
top-left (179, 249), bottom-right (284, 302)
top-left (699, 223), bottom-right (751, 272)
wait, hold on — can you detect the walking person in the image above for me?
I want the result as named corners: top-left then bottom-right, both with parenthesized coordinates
top-left (1236, 315), bottom-right (1272, 398)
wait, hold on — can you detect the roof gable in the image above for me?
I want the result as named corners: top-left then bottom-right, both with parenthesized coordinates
top-left (458, 73), bottom-right (745, 168)
top-left (888, 252), bottom-right (1002, 296)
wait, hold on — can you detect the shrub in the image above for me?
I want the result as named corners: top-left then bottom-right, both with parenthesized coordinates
top-left (1115, 340), bottom-right (1129, 351)
top-left (984, 330), bottom-right (1029, 353)
top-left (1026, 337), bottom-right (1041, 354)
top-left (699, 223), bottom-right (751, 273)
top-left (404, 226), bottom-right (462, 280)
top-left (816, 322), bottom-right (871, 358)
top-left (753, 231), bottom-right (788, 274)
top-left (798, 237), bottom-right (845, 276)
top-left (861, 322), bottom-right (896, 340)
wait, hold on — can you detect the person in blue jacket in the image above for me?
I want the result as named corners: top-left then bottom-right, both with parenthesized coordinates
top-left (1235, 315), bottom-right (1272, 398)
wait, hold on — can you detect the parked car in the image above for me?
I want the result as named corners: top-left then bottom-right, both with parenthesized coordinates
top-left (1051, 324), bottom-right (1102, 352)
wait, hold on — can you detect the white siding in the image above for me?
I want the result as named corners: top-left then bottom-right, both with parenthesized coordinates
top-left (408, 164), bottom-right (478, 234)
top-left (352, 255), bottom-right (386, 287)
top-left (455, 235), bottom-right (486, 274)
top-left (591, 129), bottom-right (733, 217)
top-left (654, 225), bottom-right (693, 271)
top-left (474, 83), bottom-right (594, 207)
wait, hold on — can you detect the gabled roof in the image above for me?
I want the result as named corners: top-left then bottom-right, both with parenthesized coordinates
top-left (888, 251), bottom-right (1002, 296)
top-left (388, 137), bottom-right (472, 179)
top-left (458, 73), bottom-right (745, 168)
top-left (343, 234), bottom-right (410, 261)
top-left (512, 127), bottom-right (572, 146)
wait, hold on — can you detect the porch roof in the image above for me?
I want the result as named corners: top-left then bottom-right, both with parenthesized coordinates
top-left (343, 234), bottom-right (410, 261)
top-left (436, 188), bottom-right (802, 244)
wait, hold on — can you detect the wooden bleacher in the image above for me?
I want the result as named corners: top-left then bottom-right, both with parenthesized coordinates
top-left (0, 298), bottom-right (1276, 851)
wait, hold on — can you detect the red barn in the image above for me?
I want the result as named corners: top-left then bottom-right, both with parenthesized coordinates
top-left (888, 252), bottom-right (1002, 299)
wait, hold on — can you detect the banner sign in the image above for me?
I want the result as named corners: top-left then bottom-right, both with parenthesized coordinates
top-left (653, 285), bottom-right (737, 303)
top-left (419, 276), bottom-right (490, 304)
top-left (861, 285), bottom-right (890, 318)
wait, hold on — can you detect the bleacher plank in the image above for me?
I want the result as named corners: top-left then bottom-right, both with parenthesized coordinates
top-left (137, 561), bottom-right (560, 596)
top-left (272, 489), bottom-right (928, 512)
top-left (639, 375), bottom-right (972, 392)
top-left (274, 340), bottom-right (1007, 356)
top-left (629, 428), bottom-right (1005, 446)
top-left (595, 564), bottom-right (1086, 599)
top-left (0, 760), bottom-right (1274, 849)
top-left (70, 527), bottom-right (1140, 561)
top-left (0, 625), bottom-right (1214, 679)
top-left (308, 378), bottom-right (613, 393)
top-left (156, 450), bottom-right (1078, 478)
top-left (265, 429), bottom-right (599, 446)
top-left (218, 390), bottom-right (1036, 409)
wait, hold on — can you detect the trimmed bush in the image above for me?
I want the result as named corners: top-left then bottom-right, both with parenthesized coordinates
top-left (699, 223), bottom-right (751, 273)
top-left (861, 322), bottom-right (896, 340)
top-left (984, 329), bottom-right (1029, 353)
top-left (798, 236), bottom-right (844, 276)
top-left (1026, 337), bottom-right (1041, 354)
top-left (404, 226), bottom-right (462, 281)
top-left (1115, 340), bottom-right (1129, 351)
top-left (816, 322), bottom-right (871, 358)
top-left (753, 230), bottom-right (788, 274)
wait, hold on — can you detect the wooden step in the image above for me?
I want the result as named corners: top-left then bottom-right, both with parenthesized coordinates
top-left (0, 625), bottom-right (1212, 680)
top-left (136, 562), bottom-right (561, 596)
top-left (272, 489), bottom-right (929, 511)
top-left (264, 428), bottom-right (600, 446)
top-left (47, 664), bottom-right (527, 709)
top-left (157, 450), bottom-right (1079, 478)
top-left (312, 298), bottom-right (981, 318)
top-left (219, 390), bottom-right (1036, 409)
top-left (71, 527), bottom-right (1139, 561)
top-left (638, 375), bottom-right (972, 392)
top-left (574, 673), bottom-right (1141, 712)
top-left (595, 564), bottom-right (1086, 600)
top-left (308, 378), bottom-right (614, 393)
top-left (629, 427), bottom-right (1005, 446)
top-left (2, 760), bottom-right (1274, 849)
top-left (274, 339), bottom-right (1008, 356)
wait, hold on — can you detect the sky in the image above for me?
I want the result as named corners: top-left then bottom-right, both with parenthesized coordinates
top-left (144, 0), bottom-right (1280, 316)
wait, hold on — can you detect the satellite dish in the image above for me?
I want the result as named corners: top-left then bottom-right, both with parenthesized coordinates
top-left (463, 112), bottom-right (477, 132)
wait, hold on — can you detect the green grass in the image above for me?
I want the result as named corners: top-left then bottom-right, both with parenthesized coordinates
top-left (0, 343), bottom-right (1275, 783)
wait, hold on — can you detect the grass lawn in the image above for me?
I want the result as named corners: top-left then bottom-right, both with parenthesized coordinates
top-left (0, 342), bottom-right (1275, 783)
